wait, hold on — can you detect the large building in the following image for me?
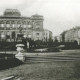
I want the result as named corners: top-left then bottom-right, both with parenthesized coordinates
top-left (0, 9), bottom-right (52, 42)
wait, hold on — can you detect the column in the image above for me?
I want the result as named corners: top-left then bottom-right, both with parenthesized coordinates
top-left (15, 21), bottom-right (18, 41)
top-left (15, 21), bottom-right (17, 30)
top-left (10, 21), bottom-right (12, 41)
top-left (4, 20), bottom-right (6, 30)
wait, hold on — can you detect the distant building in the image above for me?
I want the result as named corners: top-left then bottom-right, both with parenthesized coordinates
top-left (43, 29), bottom-right (52, 42)
top-left (60, 27), bottom-right (80, 45)
top-left (0, 9), bottom-right (52, 42)
top-left (60, 31), bottom-right (67, 42)
top-left (53, 36), bottom-right (61, 42)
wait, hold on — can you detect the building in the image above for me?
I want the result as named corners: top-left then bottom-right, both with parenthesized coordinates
top-left (0, 9), bottom-right (52, 42)
top-left (43, 29), bottom-right (52, 42)
top-left (60, 31), bottom-right (67, 42)
top-left (60, 27), bottom-right (80, 45)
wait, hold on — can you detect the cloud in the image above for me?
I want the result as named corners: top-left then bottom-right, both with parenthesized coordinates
top-left (0, 0), bottom-right (25, 7)
top-left (36, 0), bottom-right (80, 35)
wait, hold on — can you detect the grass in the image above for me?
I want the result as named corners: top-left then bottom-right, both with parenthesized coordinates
top-left (0, 61), bottom-right (80, 80)
top-left (0, 50), bottom-right (80, 80)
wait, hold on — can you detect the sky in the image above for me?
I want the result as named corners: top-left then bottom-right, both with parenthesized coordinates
top-left (0, 0), bottom-right (80, 36)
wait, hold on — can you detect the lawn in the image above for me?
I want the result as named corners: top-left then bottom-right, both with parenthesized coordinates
top-left (0, 50), bottom-right (80, 80)
top-left (0, 61), bottom-right (80, 80)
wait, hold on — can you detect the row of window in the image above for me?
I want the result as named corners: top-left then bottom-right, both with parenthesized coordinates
top-left (0, 24), bottom-right (32, 28)
top-left (0, 20), bottom-right (31, 24)
top-left (0, 25), bottom-right (41, 30)
top-left (0, 21), bottom-right (41, 25)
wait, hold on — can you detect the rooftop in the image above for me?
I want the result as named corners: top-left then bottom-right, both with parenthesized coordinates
top-left (4, 9), bottom-right (21, 17)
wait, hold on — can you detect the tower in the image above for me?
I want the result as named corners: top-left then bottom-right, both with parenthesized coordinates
top-left (31, 14), bottom-right (44, 30)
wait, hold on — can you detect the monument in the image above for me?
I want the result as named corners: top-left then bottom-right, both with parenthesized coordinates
top-left (15, 44), bottom-right (26, 62)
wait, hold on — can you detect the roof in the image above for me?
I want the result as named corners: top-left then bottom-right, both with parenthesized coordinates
top-left (0, 16), bottom-right (31, 19)
top-left (31, 14), bottom-right (43, 20)
top-left (4, 9), bottom-right (21, 17)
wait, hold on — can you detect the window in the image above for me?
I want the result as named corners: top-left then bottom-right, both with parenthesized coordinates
top-left (1, 24), bottom-right (4, 27)
top-left (7, 31), bottom-right (10, 35)
top-left (6, 24), bottom-right (10, 28)
top-left (23, 25), bottom-right (26, 28)
top-left (23, 21), bottom-right (26, 28)
top-left (17, 21), bottom-right (21, 28)
top-left (1, 32), bottom-right (5, 39)
top-left (36, 33), bottom-right (39, 39)
top-left (36, 25), bottom-right (39, 29)
top-left (36, 33), bottom-right (39, 35)
top-left (0, 21), bottom-right (4, 28)
top-left (6, 21), bottom-right (10, 28)
top-left (28, 25), bottom-right (32, 28)
top-left (12, 24), bottom-right (15, 28)
top-left (17, 24), bottom-right (20, 28)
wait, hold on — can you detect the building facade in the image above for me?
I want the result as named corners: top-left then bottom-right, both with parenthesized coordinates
top-left (60, 27), bottom-right (80, 45)
top-left (0, 9), bottom-right (52, 42)
top-left (60, 31), bottom-right (67, 42)
top-left (43, 29), bottom-right (52, 42)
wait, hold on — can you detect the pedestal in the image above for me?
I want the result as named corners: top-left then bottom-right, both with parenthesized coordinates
top-left (15, 44), bottom-right (26, 62)
top-left (15, 52), bottom-right (25, 62)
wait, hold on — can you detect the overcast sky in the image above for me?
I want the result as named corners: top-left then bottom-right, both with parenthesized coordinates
top-left (0, 0), bottom-right (80, 36)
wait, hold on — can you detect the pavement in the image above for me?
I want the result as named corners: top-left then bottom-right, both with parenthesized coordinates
top-left (0, 49), bottom-right (80, 63)
top-left (23, 49), bottom-right (80, 62)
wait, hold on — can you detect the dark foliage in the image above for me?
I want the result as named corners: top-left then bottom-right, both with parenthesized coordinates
top-left (0, 54), bottom-right (23, 70)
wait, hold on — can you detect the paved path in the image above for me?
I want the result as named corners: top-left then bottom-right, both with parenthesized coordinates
top-left (24, 50), bottom-right (80, 63)
top-left (25, 55), bottom-right (80, 63)
top-left (0, 49), bottom-right (80, 62)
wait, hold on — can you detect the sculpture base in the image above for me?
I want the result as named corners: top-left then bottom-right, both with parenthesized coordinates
top-left (15, 52), bottom-right (26, 62)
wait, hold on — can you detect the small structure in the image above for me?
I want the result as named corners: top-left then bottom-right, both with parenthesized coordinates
top-left (15, 44), bottom-right (26, 62)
